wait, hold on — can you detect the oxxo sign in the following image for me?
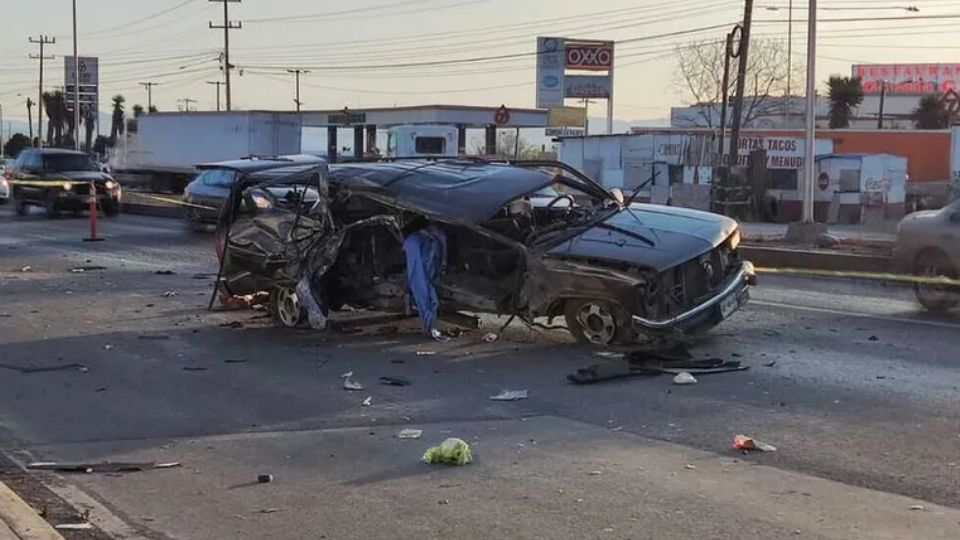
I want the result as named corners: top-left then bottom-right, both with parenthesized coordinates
top-left (536, 37), bottom-right (615, 108)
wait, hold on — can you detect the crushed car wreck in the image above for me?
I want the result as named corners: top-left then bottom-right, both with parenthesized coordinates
top-left (212, 157), bottom-right (755, 345)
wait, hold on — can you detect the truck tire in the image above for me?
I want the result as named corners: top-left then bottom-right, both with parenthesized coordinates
top-left (914, 250), bottom-right (959, 312)
top-left (44, 192), bottom-right (60, 218)
top-left (102, 199), bottom-right (120, 217)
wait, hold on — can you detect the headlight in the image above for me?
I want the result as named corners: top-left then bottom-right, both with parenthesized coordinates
top-left (729, 229), bottom-right (741, 251)
top-left (104, 180), bottom-right (118, 190)
top-left (251, 193), bottom-right (272, 209)
top-left (62, 182), bottom-right (73, 191)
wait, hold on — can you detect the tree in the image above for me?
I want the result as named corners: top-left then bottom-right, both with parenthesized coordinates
top-left (148, 105), bottom-right (158, 114)
top-left (92, 135), bottom-right (111, 156)
top-left (474, 130), bottom-right (541, 158)
top-left (826, 76), bottom-right (864, 128)
top-left (42, 90), bottom-right (67, 146)
top-left (83, 110), bottom-right (97, 151)
top-left (673, 38), bottom-right (802, 128)
top-left (3, 133), bottom-right (31, 158)
top-left (132, 104), bottom-right (145, 118)
top-left (912, 94), bottom-right (951, 129)
top-left (110, 94), bottom-right (126, 144)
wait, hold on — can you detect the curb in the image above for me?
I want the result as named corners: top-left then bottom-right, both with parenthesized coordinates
top-left (741, 245), bottom-right (891, 273)
top-left (0, 479), bottom-right (64, 540)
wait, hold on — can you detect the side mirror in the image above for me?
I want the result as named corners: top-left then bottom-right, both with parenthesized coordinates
top-left (610, 187), bottom-right (625, 206)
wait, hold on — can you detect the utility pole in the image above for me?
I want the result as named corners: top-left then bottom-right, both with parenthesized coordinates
top-left (877, 80), bottom-right (886, 129)
top-left (786, 0), bottom-right (793, 97)
top-left (718, 30), bottom-right (735, 162)
top-left (286, 69), bottom-right (309, 112)
top-left (178, 98), bottom-right (198, 112)
top-left (801, 0), bottom-right (817, 224)
top-left (207, 81), bottom-right (224, 111)
top-left (727, 0), bottom-right (753, 171)
top-left (26, 98), bottom-right (34, 142)
top-left (0, 104), bottom-right (4, 155)
top-left (139, 81), bottom-right (159, 110)
top-left (209, 0), bottom-right (241, 111)
top-left (29, 35), bottom-right (56, 148)
top-left (72, 0), bottom-right (80, 150)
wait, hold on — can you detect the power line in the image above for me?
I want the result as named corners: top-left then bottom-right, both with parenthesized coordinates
top-left (84, 0), bottom-right (199, 36)
top-left (139, 82), bottom-right (160, 110)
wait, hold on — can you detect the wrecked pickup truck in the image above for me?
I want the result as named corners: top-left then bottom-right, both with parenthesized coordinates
top-left (212, 158), bottom-right (755, 345)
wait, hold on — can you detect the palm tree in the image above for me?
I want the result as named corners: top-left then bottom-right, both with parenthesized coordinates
top-left (83, 109), bottom-right (97, 151)
top-left (42, 91), bottom-right (67, 145)
top-left (148, 105), bottom-right (158, 114)
top-left (912, 94), bottom-right (951, 129)
top-left (826, 76), bottom-right (864, 129)
top-left (110, 94), bottom-right (126, 144)
top-left (132, 104), bottom-right (145, 118)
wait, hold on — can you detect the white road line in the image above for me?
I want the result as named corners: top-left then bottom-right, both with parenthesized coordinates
top-left (750, 299), bottom-right (960, 330)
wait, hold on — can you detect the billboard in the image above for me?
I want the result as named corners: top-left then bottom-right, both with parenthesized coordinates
top-left (547, 106), bottom-right (587, 127)
top-left (64, 56), bottom-right (99, 119)
top-left (536, 37), bottom-right (566, 108)
top-left (565, 75), bottom-right (612, 98)
top-left (853, 63), bottom-right (960, 95)
top-left (565, 43), bottom-right (614, 71)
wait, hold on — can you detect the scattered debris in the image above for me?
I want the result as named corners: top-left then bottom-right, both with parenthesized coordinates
top-left (162, 290), bottom-right (178, 298)
top-left (0, 363), bottom-right (88, 374)
top-left (219, 321), bottom-right (244, 329)
top-left (909, 504), bottom-right (925, 511)
top-left (257, 508), bottom-right (280, 514)
top-left (438, 499), bottom-right (450, 505)
top-left (594, 351), bottom-right (625, 359)
top-left (379, 376), bottom-right (410, 387)
top-left (816, 233), bottom-right (841, 248)
top-left (55, 523), bottom-right (94, 530)
top-left (733, 434), bottom-right (778, 453)
top-left (868, 335), bottom-right (879, 342)
top-left (95, 387), bottom-right (108, 392)
top-left (342, 372), bottom-right (364, 391)
top-left (69, 265), bottom-right (107, 273)
top-left (588, 470), bottom-right (602, 476)
top-left (422, 437), bottom-right (473, 465)
top-left (398, 429), bottom-right (423, 440)
top-left (483, 332), bottom-right (499, 343)
top-left (362, 396), bottom-right (373, 406)
top-left (182, 366), bottom-right (209, 372)
top-left (569, 348), bottom-right (748, 385)
top-left (672, 372), bottom-right (698, 385)
top-left (763, 360), bottom-right (777, 367)
top-left (684, 463), bottom-right (697, 470)
top-left (257, 474), bottom-right (273, 484)
top-left (28, 461), bottom-right (180, 474)
top-left (390, 359), bottom-right (405, 364)
top-left (224, 358), bottom-right (248, 364)
top-left (489, 389), bottom-right (529, 401)
top-left (416, 351), bottom-right (436, 356)
top-left (155, 270), bottom-right (177, 275)
top-left (137, 334), bottom-right (171, 340)
top-left (103, 344), bottom-right (115, 350)
top-left (192, 273), bottom-right (216, 280)
top-left (20, 266), bottom-right (32, 272)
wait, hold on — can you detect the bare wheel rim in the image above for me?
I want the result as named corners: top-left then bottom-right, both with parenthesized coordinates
top-left (576, 302), bottom-right (617, 344)
top-left (276, 288), bottom-right (302, 327)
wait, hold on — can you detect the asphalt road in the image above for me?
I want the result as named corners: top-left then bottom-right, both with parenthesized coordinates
top-left (1, 208), bottom-right (960, 539)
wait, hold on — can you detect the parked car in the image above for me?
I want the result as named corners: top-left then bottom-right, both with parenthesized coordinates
top-left (214, 159), bottom-right (754, 345)
top-left (893, 198), bottom-right (960, 311)
top-left (183, 154), bottom-right (327, 231)
top-left (5, 148), bottom-right (121, 217)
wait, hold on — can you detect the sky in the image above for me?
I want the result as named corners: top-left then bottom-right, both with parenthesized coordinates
top-left (3, 0), bottom-right (960, 132)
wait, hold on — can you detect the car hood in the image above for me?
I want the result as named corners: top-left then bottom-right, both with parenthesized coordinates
top-left (43, 171), bottom-right (111, 182)
top-left (546, 204), bottom-right (738, 272)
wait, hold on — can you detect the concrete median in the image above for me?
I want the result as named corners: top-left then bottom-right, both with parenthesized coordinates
top-left (0, 479), bottom-right (63, 540)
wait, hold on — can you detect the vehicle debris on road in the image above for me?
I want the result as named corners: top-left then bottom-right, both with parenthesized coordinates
top-left (69, 265), bottom-right (108, 273)
top-left (489, 389), bottom-right (529, 401)
top-left (257, 474), bottom-right (273, 484)
top-left (672, 372), bottom-right (698, 385)
top-left (28, 461), bottom-right (181, 473)
top-left (162, 290), bottom-right (178, 297)
top-left (0, 362), bottom-right (88, 374)
top-left (362, 396), bottom-right (373, 406)
top-left (379, 376), bottom-right (410, 387)
top-left (422, 437), bottom-right (473, 465)
top-left (55, 523), bottom-right (94, 530)
top-left (483, 332), bottom-right (499, 343)
top-left (398, 429), bottom-right (423, 439)
top-left (733, 434), bottom-right (778, 453)
top-left (341, 372), bottom-right (364, 391)
top-left (568, 347), bottom-right (748, 385)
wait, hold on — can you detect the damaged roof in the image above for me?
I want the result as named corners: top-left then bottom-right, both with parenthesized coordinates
top-left (327, 161), bottom-right (555, 224)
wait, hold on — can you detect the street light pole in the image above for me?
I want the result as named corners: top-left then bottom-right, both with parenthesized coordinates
top-left (801, 0), bottom-right (817, 224)
top-left (72, 0), bottom-right (80, 150)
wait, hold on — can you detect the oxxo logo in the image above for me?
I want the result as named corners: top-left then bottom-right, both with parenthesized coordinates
top-left (566, 46), bottom-right (613, 70)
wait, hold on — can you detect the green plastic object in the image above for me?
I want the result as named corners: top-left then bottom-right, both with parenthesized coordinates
top-left (422, 437), bottom-right (473, 465)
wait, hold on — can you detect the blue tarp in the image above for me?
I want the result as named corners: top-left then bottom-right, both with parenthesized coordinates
top-left (403, 225), bottom-right (447, 334)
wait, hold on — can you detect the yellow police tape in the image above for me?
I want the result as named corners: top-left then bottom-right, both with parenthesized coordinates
top-left (7, 179), bottom-right (88, 188)
top-left (755, 266), bottom-right (960, 288)
top-left (124, 192), bottom-right (217, 211)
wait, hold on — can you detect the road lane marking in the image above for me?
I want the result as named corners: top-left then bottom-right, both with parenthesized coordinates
top-left (750, 299), bottom-right (960, 330)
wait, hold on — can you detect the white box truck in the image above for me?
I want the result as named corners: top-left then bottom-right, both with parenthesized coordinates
top-left (110, 111), bottom-right (303, 192)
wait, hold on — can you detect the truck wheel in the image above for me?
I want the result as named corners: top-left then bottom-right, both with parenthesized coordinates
top-left (271, 286), bottom-right (307, 328)
top-left (564, 299), bottom-right (631, 345)
top-left (44, 193), bottom-right (60, 218)
top-left (914, 250), bottom-right (959, 312)
top-left (14, 199), bottom-right (29, 216)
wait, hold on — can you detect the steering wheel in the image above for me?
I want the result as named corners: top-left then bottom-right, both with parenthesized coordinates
top-left (545, 193), bottom-right (575, 211)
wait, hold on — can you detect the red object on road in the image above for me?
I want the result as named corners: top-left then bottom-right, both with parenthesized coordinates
top-left (84, 180), bottom-right (104, 242)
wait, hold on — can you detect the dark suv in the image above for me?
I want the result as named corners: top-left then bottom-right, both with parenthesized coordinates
top-left (5, 148), bottom-right (121, 217)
